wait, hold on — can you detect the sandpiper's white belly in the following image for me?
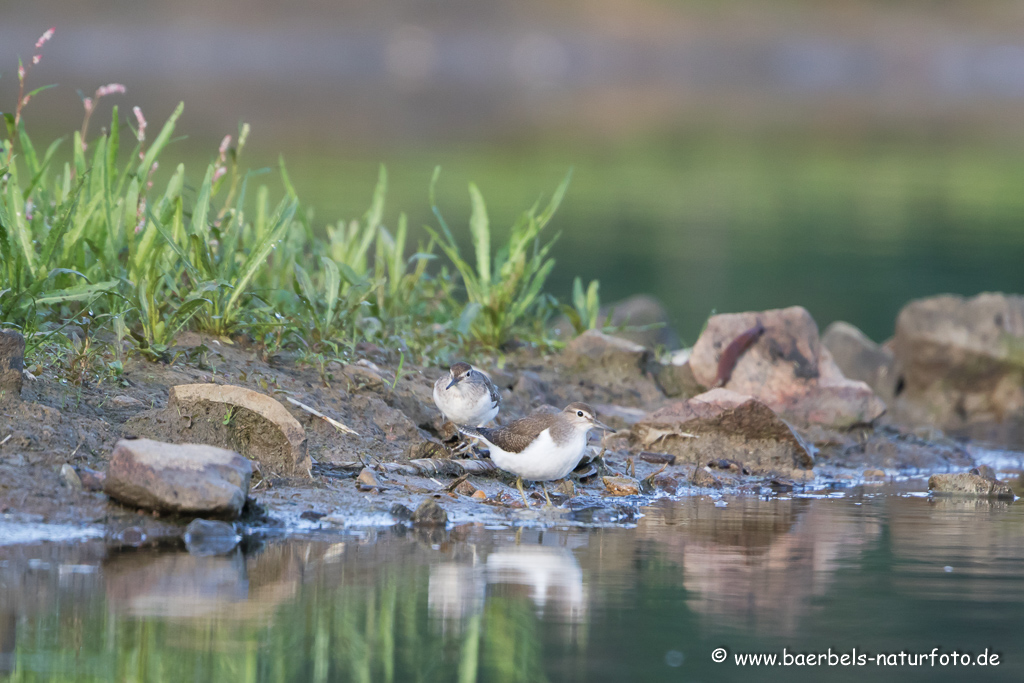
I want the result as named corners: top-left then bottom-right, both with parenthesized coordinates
top-left (488, 429), bottom-right (587, 482)
top-left (433, 381), bottom-right (498, 426)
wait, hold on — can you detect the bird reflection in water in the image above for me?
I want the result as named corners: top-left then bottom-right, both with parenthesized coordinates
top-left (429, 543), bottom-right (588, 635)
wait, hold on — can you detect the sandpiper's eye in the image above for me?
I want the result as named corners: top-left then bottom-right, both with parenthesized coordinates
top-left (577, 410), bottom-right (584, 417)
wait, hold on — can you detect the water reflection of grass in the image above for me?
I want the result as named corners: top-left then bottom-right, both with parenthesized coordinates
top-left (7, 559), bottom-right (555, 682)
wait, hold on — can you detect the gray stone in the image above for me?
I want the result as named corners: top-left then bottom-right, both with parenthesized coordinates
top-left (689, 307), bottom-right (886, 428)
top-left (104, 438), bottom-right (253, 518)
top-left (124, 384), bottom-right (310, 476)
top-left (822, 321), bottom-right (898, 402)
top-left (632, 388), bottom-right (815, 473)
top-left (652, 359), bottom-right (704, 399)
top-left (0, 330), bottom-right (25, 399)
top-left (928, 472), bottom-right (1015, 500)
top-left (560, 329), bottom-right (651, 382)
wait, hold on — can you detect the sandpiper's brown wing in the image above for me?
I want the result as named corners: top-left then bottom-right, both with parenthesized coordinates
top-left (472, 413), bottom-right (557, 453)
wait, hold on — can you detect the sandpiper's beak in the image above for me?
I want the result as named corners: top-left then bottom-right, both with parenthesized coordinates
top-left (446, 375), bottom-right (461, 390)
top-left (592, 418), bottom-right (616, 434)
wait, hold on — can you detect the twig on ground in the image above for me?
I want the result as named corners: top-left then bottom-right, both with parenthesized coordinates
top-left (286, 396), bottom-right (359, 436)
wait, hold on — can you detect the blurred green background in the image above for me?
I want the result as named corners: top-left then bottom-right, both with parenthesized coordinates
top-left (4, 0), bottom-right (1024, 343)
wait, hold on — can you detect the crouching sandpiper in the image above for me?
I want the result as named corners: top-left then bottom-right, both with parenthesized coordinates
top-left (459, 402), bottom-right (615, 506)
top-left (433, 362), bottom-right (501, 427)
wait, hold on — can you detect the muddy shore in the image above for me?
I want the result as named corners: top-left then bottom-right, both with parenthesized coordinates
top-left (0, 317), bottom-right (1001, 548)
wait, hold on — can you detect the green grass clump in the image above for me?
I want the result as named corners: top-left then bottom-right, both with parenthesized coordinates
top-left (426, 167), bottom-right (570, 348)
top-left (0, 46), bottom-right (599, 375)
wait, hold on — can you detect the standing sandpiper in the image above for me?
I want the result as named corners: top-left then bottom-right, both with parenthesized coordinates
top-left (459, 402), bottom-right (615, 506)
top-left (433, 362), bottom-right (501, 427)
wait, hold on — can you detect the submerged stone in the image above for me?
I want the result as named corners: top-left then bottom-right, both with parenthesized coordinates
top-left (412, 498), bottom-right (448, 526)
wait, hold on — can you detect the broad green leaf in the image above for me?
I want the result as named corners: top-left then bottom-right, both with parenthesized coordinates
top-left (35, 279), bottom-right (116, 306)
top-left (5, 180), bottom-right (36, 278)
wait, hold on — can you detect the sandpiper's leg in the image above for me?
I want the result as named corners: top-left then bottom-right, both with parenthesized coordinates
top-left (516, 477), bottom-right (530, 506)
top-left (450, 436), bottom-right (472, 457)
top-left (541, 482), bottom-right (553, 507)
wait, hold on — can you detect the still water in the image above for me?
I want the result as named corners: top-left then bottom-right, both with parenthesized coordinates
top-left (1, 483), bottom-right (1022, 682)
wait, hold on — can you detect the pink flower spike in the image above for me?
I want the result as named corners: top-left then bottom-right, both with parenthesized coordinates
top-left (133, 106), bottom-right (147, 141)
top-left (82, 97), bottom-right (93, 113)
top-left (213, 166), bottom-right (227, 183)
top-left (32, 55), bottom-right (40, 65)
top-left (218, 134), bottom-right (231, 158)
top-left (35, 28), bottom-right (55, 50)
top-left (18, 64), bottom-right (25, 80)
top-left (95, 83), bottom-right (126, 98)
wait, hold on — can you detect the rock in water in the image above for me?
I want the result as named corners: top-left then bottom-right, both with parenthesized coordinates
top-left (689, 467), bottom-right (723, 489)
top-left (184, 518), bottom-right (241, 556)
top-left (891, 293), bottom-right (1024, 445)
top-left (603, 476), bottom-right (640, 496)
top-left (104, 439), bottom-right (253, 518)
top-left (632, 388), bottom-right (815, 473)
top-left (412, 498), bottom-right (448, 526)
top-left (928, 472), bottom-right (1015, 500)
top-left (124, 384), bottom-right (310, 476)
top-left (689, 307), bottom-right (886, 429)
top-left (0, 330), bottom-right (25, 400)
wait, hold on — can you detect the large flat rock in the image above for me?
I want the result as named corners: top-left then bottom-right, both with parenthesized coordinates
top-left (631, 388), bottom-right (814, 473)
top-left (104, 438), bottom-right (252, 518)
top-left (125, 384), bottom-right (310, 476)
top-left (689, 307), bottom-right (886, 429)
